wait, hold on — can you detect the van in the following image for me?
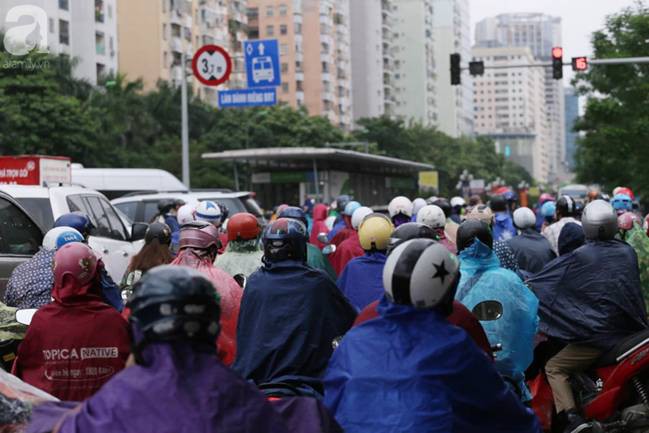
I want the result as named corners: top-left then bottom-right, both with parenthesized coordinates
top-left (0, 185), bottom-right (147, 283)
top-left (71, 166), bottom-right (188, 199)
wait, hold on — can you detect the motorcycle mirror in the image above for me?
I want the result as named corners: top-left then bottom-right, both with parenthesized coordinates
top-left (15, 309), bottom-right (38, 326)
top-left (317, 233), bottom-right (329, 244)
top-left (322, 244), bottom-right (336, 255)
top-left (233, 274), bottom-right (247, 289)
top-left (472, 301), bottom-right (503, 321)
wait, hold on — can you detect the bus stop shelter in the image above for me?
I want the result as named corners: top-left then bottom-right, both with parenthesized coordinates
top-left (202, 147), bottom-right (434, 208)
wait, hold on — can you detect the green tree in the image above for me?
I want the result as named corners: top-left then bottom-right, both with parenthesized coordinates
top-left (574, 3), bottom-right (649, 198)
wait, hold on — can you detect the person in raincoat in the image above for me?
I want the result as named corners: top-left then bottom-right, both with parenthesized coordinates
top-left (388, 196), bottom-right (414, 227)
top-left (506, 207), bottom-right (555, 275)
top-left (310, 203), bottom-right (330, 250)
top-left (416, 204), bottom-right (456, 254)
top-left (543, 196), bottom-right (580, 255)
top-left (410, 198), bottom-right (427, 222)
top-left (327, 195), bottom-right (351, 242)
top-left (535, 193), bottom-right (556, 232)
top-left (528, 201), bottom-right (648, 432)
top-left (490, 195), bottom-right (517, 242)
top-left (557, 222), bottom-right (585, 256)
top-left (337, 213), bottom-right (393, 311)
top-left (14, 243), bottom-right (130, 401)
top-left (233, 219), bottom-right (356, 396)
top-left (454, 220), bottom-right (539, 401)
top-left (279, 206), bottom-right (337, 280)
top-left (216, 212), bottom-right (263, 279)
top-left (171, 221), bottom-right (242, 366)
top-left (328, 206), bottom-right (372, 276)
top-left (618, 212), bottom-right (649, 310)
top-left (324, 239), bottom-right (540, 433)
top-left (26, 266), bottom-right (294, 433)
top-left (328, 201), bottom-right (362, 247)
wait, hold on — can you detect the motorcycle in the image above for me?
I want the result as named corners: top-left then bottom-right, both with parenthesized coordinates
top-left (473, 300), bottom-right (649, 432)
top-left (317, 232), bottom-right (337, 256)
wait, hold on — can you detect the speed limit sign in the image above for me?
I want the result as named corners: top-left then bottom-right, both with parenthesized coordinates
top-left (192, 45), bottom-right (232, 87)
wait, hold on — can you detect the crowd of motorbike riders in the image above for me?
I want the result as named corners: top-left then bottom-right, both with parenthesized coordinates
top-left (0, 186), bottom-right (649, 433)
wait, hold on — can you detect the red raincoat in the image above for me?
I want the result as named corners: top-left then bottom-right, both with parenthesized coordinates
top-left (329, 216), bottom-right (355, 247)
top-left (309, 204), bottom-right (330, 249)
top-left (14, 263), bottom-right (129, 401)
top-left (328, 232), bottom-right (364, 276)
top-left (354, 299), bottom-right (493, 358)
top-left (171, 248), bottom-right (242, 366)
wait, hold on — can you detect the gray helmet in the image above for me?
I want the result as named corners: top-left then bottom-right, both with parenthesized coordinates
top-left (581, 199), bottom-right (617, 241)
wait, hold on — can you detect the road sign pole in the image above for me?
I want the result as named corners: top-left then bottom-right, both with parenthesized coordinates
top-left (181, 51), bottom-right (190, 189)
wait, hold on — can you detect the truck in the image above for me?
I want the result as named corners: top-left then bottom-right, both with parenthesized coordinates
top-left (0, 155), bottom-right (71, 186)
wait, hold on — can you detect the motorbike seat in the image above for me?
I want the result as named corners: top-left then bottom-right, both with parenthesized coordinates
top-left (596, 328), bottom-right (649, 367)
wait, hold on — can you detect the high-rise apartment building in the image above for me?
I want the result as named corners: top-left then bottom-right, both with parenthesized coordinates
top-left (248, 0), bottom-right (352, 129)
top-left (564, 86), bottom-right (579, 172)
top-left (392, 0), bottom-right (437, 126)
top-left (118, 0), bottom-right (246, 105)
top-left (472, 46), bottom-right (551, 182)
top-left (475, 13), bottom-right (565, 181)
top-left (432, 0), bottom-right (473, 137)
top-left (349, 0), bottom-right (397, 122)
top-left (0, 0), bottom-right (118, 85)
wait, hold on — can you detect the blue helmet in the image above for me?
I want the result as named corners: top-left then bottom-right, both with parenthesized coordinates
top-left (55, 229), bottom-right (84, 250)
top-left (278, 206), bottom-right (308, 226)
top-left (262, 218), bottom-right (307, 263)
top-left (54, 212), bottom-right (94, 239)
top-left (611, 194), bottom-right (633, 212)
top-left (344, 201), bottom-right (362, 217)
top-left (541, 201), bottom-right (556, 218)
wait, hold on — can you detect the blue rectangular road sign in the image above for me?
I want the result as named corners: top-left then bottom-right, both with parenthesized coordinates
top-left (243, 39), bottom-right (282, 88)
top-left (218, 88), bottom-right (277, 108)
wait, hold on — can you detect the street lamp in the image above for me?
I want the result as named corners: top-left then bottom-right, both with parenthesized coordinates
top-left (456, 169), bottom-right (473, 199)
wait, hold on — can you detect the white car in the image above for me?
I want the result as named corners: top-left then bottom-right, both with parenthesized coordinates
top-left (112, 191), bottom-right (266, 226)
top-left (0, 185), bottom-right (148, 283)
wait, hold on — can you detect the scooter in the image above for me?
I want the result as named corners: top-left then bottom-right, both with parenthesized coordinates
top-left (473, 300), bottom-right (649, 432)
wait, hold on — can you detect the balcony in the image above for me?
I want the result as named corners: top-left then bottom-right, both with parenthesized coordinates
top-left (170, 37), bottom-right (184, 52)
top-left (322, 91), bottom-right (334, 102)
top-left (320, 52), bottom-right (333, 64)
top-left (293, 13), bottom-right (303, 24)
top-left (295, 72), bottom-right (304, 81)
top-left (321, 72), bottom-right (331, 82)
top-left (319, 14), bottom-right (332, 26)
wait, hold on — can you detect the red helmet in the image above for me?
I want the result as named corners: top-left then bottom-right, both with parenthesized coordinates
top-left (227, 213), bottom-right (260, 241)
top-left (53, 243), bottom-right (99, 288)
top-left (617, 212), bottom-right (641, 231)
top-left (179, 222), bottom-right (220, 250)
top-left (613, 186), bottom-right (635, 201)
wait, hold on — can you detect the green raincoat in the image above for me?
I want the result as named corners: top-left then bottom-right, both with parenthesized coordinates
top-left (307, 243), bottom-right (336, 281)
top-left (625, 223), bottom-right (649, 310)
top-left (216, 240), bottom-right (264, 278)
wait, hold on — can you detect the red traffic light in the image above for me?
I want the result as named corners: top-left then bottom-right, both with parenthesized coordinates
top-left (552, 47), bottom-right (563, 59)
top-left (572, 56), bottom-right (588, 71)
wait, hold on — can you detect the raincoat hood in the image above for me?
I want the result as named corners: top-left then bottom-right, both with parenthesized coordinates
top-left (313, 204), bottom-right (328, 222)
top-left (558, 222), bottom-right (585, 256)
top-left (324, 296), bottom-right (541, 433)
top-left (51, 263), bottom-right (104, 305)
top-left (337, 252), bottom-right (386, 311)
top-left (5, 248), bottom-right (55, 309)
top-left (28, 342), bottom-right (292, 433)
top-left (171, 248), bottom-right (242, 366)
top-left (458, 239), bottom-right (500, 277)
top-left (216, 240), bottom-right (264, 278)
top-left (311, 205), bottom-right (331, 248)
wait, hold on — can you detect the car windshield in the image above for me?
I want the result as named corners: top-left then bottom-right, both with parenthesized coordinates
top-left (15, 198), bottom-right (54, 231)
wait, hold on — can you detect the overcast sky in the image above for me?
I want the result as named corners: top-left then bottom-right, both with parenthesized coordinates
top-left (470, 0), bottom-right (638, 83)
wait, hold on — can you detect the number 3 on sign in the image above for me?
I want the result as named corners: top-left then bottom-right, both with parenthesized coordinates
top-left (192, 44), bottom-right (232, 87)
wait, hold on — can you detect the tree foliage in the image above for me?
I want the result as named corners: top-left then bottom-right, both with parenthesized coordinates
top-left (0, 45), bottom-right (530, 196)
top-left (574, 2), bottom-right (649, 198)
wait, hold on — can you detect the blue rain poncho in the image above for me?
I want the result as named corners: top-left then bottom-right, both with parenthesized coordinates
top-left (527, 240), bottom-right (648, 351)
top-left (493, 212), bottom-right (517, 242)
top-left (324, 297), bottom-right (541, 433)
top-left (336, 252), bottom-right (386, 311)
top-left (456, 239), bottom-right (539, 395)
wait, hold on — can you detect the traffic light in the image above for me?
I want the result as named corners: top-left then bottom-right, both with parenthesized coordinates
top-left (552, 47), bottom-right (563, 80)
top-left (571, 56), bottom-right (589, 72)
top-left (469, 61), bottom-right (485, 76)
top-left (450, 53), bottom-right (461, 85)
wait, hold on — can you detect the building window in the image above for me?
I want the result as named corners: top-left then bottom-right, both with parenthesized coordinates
top-left (95, 0), bottom-right (105, 23)
top-left (279, 4), bottom-right (288, 16)
top-left (280, 43), bottom-right (288, 55)
top-left (282, 82), bottom-right (289, 93)
top-left (109, 36), bottom-right (114, 56)
top-left (108, 4), bottom-right (113, 20)
top-left (49, 18), bottom-right (55, 34)
top-left (96, 63), bottom-right (106, 79)
top-left (59, 20), bottom-right (69, 45)
top-left (295, 61), bottom-right (302, 72)
top-left (266, 25), bottom-right (274, 36)
top-left (280, 24), bottom-right (288, 35)
top-left (296, 81), bottom-right (304, 91)
top-left (162, 24), bottom-right (168, 40)
top-left (322, 62), bottom-right (329, 73)
top-left (281, 63), bottom-right (288, 73)
top-left (266, 5), bottom-right (274, 16)
top-left (171, 23), bottom-right (181, 38)
top-left (95, 32), bottom-right (105, 55)
top-left (294, 23), bottom-right (302, 34)
top-left (59, 0), bottom-right (69, 10)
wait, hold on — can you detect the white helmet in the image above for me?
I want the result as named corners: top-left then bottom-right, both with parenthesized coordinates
top-left (388, 196), bottom-right (414, 218)
top-left (416, 205), bottom-right (446, 229)
top-left (195, 201), bottom-right (222, 224)
top-left (42, 226), bottom-right (83, 251)
top-left (412, 198), bottom-right (427, 215)
top-left (351, 206), bottom-right (373, 230)
top-left (450, 196), bottom-right (466, 208)
top-left (383, 239), bottom-right (459, 309)
top-left (177, 204), bottom-right (196, 226)
top-left (513, 207), bottom-right (536, 230)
